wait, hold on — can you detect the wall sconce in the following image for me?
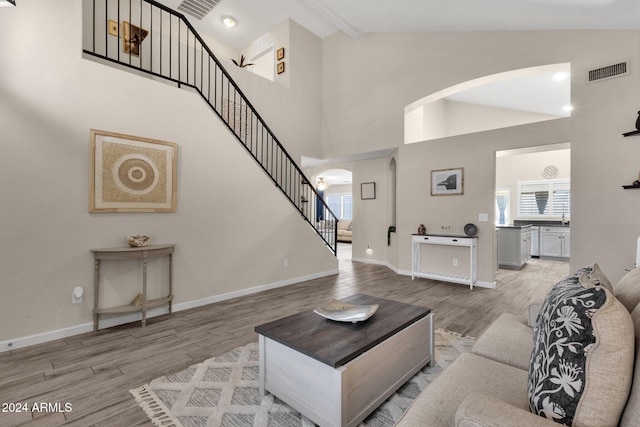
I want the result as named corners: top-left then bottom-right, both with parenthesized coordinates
top-left (366, 244), bottom-right (373, 254)
top-left (0, 0), bottom-right (16, 7)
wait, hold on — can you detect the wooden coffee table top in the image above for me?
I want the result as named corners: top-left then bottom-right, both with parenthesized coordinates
top-left (254, 294), bottom-right (431, 368)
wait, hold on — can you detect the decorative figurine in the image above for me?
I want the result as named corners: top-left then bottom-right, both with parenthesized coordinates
top-left (418, 224), bottom-right (426, 235)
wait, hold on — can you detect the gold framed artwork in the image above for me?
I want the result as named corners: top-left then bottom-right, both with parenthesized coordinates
top-left (431, 167), bottom-right (464, 196)
top-left (123, 21), bottom-right (149, 56)
top-left (277, 47), bottom-right (285, 60)
top-left (90, 129), bottom-right (177, 212)
top-left (277, 61), bottom-right (285, 74)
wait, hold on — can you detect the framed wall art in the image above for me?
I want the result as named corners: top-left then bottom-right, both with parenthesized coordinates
top-left (431, 167), bottom-right (464, 196)
top-left (90, 129), bottom-right (177, 212)
top-left (123, 21), bottom-right (149, 56)
top-left (361, 182), bottom-right (376, 200)
top-left (277, 61), bottom-right (285, 74)
top-left (277, 47), bottom-right (285, 60)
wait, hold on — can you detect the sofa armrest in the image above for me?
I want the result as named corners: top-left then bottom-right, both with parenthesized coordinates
top-left (455, 392), bottom-right (558, 427)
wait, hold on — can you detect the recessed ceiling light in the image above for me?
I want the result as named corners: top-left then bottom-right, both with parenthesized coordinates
top-left (553, 72), bottom-right (568, 81)
top-left (221, 16), bottom-right (236, 28)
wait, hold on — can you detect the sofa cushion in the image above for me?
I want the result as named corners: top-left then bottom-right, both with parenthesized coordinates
top-left (620, 303), bottom-right (640, 427)
top-left (471, 312), bottom-right (533, 370)
top-left (613, 268), bottom-right (640, 312)
top-left (528, 272), bottom-right (634, 426)
top-left (396, 352), bottom-right (530, 427)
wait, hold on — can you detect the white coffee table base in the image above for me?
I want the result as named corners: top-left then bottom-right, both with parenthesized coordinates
top-left (258, 313), bottom-right (434, 427)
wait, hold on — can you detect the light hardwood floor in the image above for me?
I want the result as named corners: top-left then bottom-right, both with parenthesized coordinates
top-left (0, 247), bottom-right (569, 426)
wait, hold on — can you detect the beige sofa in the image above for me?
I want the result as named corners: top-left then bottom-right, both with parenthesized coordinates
top-left (396, 266), bottom-right (640, 427)
top-left (337, 220), bottom-right (352, 242)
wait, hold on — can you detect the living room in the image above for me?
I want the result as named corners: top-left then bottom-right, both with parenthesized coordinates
top-left (2, 0), bottom-right (640, 425)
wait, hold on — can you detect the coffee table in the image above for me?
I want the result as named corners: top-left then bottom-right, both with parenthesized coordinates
top-left (254, 294), bottom-right (433, 427)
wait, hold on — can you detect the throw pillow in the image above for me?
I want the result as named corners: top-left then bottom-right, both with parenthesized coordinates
top-left (613, 268), bottom-right (640, 312)
top-left (586, 262), bottom-right (613, 292)
top-left (347, 222), bottom-right (352, 231)
top-left (528, 271), bottom-right (634, 426)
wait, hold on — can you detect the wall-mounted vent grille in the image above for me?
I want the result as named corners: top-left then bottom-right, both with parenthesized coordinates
top-left (177, 0), bottom-right (221, 20)
top-left (588, 60), bottom-right (629, 82)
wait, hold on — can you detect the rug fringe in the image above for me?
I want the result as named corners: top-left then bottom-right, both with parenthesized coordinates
top-left (130, 384), bottom-right (181, 427)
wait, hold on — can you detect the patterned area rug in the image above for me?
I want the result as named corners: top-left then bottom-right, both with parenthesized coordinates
top-left (130, 329), bottom-right (475, 427)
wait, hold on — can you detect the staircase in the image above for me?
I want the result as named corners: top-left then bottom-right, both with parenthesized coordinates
top-left (83, 0), bottom-right (337, 255)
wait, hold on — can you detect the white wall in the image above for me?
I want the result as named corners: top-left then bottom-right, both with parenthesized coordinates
top-left (322, 30), bottom-right (640, 284)
top-left (0, 0), bottom-right (336, 346)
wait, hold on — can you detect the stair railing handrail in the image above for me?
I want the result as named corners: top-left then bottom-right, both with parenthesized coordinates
top-left (83, 0), bottom-right (338, 255)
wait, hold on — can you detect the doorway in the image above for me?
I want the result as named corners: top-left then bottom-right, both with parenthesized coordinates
top-left (495, 143), bottom-right (571, 272)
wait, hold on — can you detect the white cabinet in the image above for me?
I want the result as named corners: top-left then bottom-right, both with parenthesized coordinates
top-left (540, 226), bottom-right (570, 258)
top-left (531, 226), bottom-right (539, 257)
top-left (497, 226), bottom-right (531, 269)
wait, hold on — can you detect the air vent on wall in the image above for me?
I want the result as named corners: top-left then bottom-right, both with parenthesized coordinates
top-left (177, 0), bottom-right (221, 20)
top-left (588, 60), bottom-right (629, 83)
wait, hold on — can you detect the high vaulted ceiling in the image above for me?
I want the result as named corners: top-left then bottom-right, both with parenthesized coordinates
top-left (158, 0), bottom-right (640, 50)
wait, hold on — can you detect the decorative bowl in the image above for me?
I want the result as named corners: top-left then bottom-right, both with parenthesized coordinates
top-left (127, 234), bottom-right (150, 247)
top-left (464, 223), bottom-right (478, 237)
top-left (314, 299), bottom-right (379, 323)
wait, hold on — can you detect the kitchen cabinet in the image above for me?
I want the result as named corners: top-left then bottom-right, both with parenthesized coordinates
top-left (540, 226), bottom-right (570, 258)
top-left (531, 226), bottom-right (540, 257)
top-left (497, 226), bottom-right (531, 269)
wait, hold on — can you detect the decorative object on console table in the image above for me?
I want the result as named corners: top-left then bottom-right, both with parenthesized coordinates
top-left (89, 129), bottom-right (177, 212)
top-left (431, 167), bottom-right (464, 196)
top-left (127, 234), bottom-right (150, 247)
top-left (464, 223), bottom-right (477, 237)
top-left (361, 182), bottom-right (376, 199)
top-left (418, 224), bottom-right (426, 235)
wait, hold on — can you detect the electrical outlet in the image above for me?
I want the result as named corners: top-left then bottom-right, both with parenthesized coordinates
top-left (453, 258), bottom-right (458, 266)
top-left (479, 213), bottom-right (489, 222)
top-left (283, 259), bottom-right (288, 268)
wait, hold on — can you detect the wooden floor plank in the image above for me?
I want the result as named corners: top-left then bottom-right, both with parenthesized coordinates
top-left (0, 250), bottom-right (569, 426)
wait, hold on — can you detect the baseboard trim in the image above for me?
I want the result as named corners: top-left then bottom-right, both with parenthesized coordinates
top-left (351, 257), bottom-right (399, 273)
top-left (0, 269), bottom-right (339, 353)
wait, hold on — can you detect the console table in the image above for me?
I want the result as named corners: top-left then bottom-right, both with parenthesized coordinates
top-left (412, 234), bottom-right (477, 289)
top-left (91, 244), bottom-right (174, 331)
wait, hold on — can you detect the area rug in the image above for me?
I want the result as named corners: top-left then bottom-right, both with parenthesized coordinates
top-left (130, 329), bottom-right (475, 427)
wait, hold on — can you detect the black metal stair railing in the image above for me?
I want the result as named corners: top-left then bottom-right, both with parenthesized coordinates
top-left (82, 0), bottom-right (338, 255)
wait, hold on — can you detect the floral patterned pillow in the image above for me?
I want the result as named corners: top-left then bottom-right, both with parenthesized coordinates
top-left (528, 268), bottom-right (634, 426)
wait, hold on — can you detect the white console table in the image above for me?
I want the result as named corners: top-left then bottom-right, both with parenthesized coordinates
top-left (412, 234), bottom-right (478, 289)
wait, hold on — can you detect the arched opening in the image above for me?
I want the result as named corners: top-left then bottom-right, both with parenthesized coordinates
top-left (311, 169), bottom-right (353, 261)
top-left (405, 63), bottom-right (571, 143)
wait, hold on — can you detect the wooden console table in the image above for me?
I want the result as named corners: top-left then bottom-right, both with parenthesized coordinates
top-left (412, 234), bottom-right (477, 289)
top-left (91, 244), bottom-right (174, 331)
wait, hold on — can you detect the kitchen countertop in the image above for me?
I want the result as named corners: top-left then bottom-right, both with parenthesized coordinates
top-left (513, 220), bottom-right (570, 227)
top-left (496, 225), bottom-right (531, 229)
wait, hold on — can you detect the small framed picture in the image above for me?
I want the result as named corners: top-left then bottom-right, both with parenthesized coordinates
top-left (277, 47), bottom-right (285, 60)
top-left (361, 182), bottom-right (376, 200)
top-left (431, 167), bottom-right (464, 196)
top-left (277, 62), bottom-right (285, 74)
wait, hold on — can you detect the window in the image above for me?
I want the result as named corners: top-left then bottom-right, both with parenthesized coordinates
top-left (326, 193), bottom-right (352, 220)
top-left (517, 179), bottom-right (570, 219)
top-left (495, 188), bottom-right (510, 225)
